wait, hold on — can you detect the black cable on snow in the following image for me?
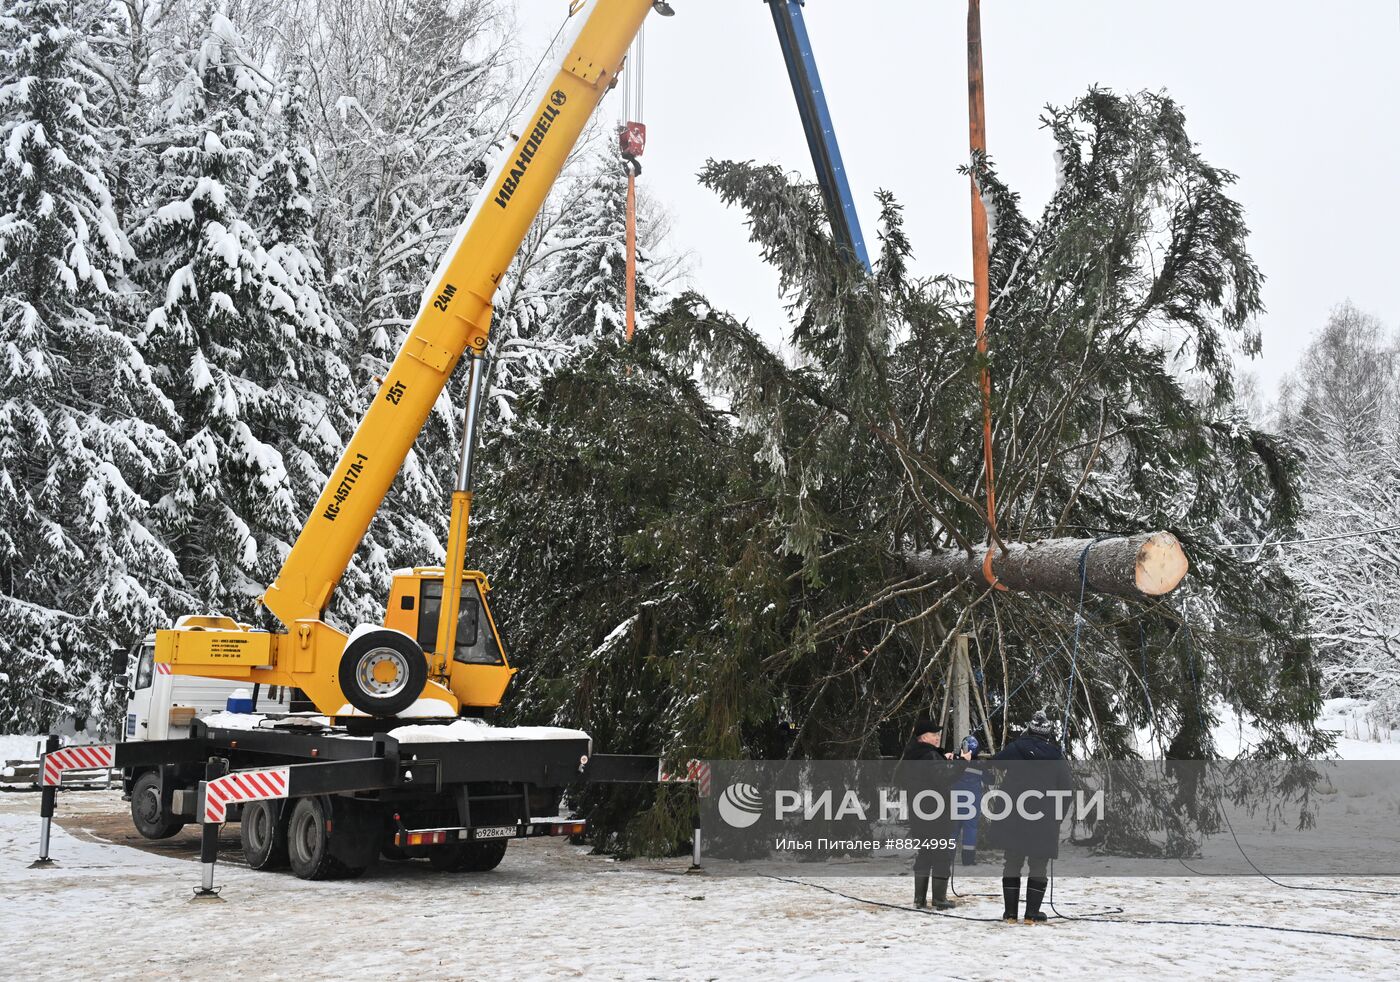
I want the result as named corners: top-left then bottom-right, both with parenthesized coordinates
top-left (765, 872), bottom-right (1400, 945)
top-left (1046, 860), bottom-right (1400, 946)
top-left (1216, 805), bottom-right (1400, 899)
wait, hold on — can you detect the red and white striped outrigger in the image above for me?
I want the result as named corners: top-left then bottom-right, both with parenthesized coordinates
top-left (657, 759), bottom-right (711, 867)
top-left (201, 767), bottom-right (290, 824)
top-left (32, 740), bottom-right (118, 868)
top-left (40, 744), bottom-right (116, 787)
top-left (659, 759), bottom-right (712, 797)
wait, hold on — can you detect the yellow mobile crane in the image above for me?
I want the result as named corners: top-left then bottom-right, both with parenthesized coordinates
top-left (156, 0), bottom-right (675, 719)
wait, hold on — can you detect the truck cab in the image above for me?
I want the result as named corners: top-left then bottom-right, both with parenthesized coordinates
top-left (382, 568), bottom-right (516, 710)
top-left (124, 635), bottom-right (291, 741)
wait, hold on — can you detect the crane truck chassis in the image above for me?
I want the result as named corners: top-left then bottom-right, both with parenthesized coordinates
top-left (31, 634), bottom-right (685, 889)
top-left (33, 721), bottom-right (674, 888)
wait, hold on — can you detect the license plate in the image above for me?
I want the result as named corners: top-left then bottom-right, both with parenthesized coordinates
top-left (474, 825), bottom-right (515, 840)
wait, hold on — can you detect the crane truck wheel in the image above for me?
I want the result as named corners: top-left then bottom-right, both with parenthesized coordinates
top-left (287, 796), bottom-right (365, 880)
top-left (240, 800), bottom-right (290, 870)
top-left (337, 629), bottom-right (428, 717)
top-left (130, 770), bottom-right (185, 840)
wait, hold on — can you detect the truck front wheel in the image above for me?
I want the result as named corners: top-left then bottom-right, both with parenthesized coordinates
top-left (130, 770), bottom-right (185, 840)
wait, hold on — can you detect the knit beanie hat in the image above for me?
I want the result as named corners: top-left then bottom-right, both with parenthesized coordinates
top-left (1027, 710), bottom-right (1056, 739)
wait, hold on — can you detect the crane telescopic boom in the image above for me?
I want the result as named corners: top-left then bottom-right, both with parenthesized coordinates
top-left (766, 0), bottom-right (870, 271)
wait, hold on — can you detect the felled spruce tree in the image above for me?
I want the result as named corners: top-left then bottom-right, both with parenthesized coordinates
top-left (658, 89), bottom-right (1319, 762)
top-left (481, 89), bottom-right (1322, 853)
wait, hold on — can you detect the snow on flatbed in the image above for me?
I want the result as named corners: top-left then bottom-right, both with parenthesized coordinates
top-left (388, 718), bottom-right (588, 744)
top-left (199, 711), bottom-right (332, 731)
top-left (195, 712), bottom-right (588, 746)
top-left (1, 791), bottom-right (1395, 980)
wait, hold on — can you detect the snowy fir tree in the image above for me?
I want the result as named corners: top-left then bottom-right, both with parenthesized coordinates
top-left (0, 0), bottom-right (182, 730)
top-left (543, 142), bottom-right (653, 342)
top-left (242, 70), bottom-right (380, 625)
top-left (133, 10), bottom-right (336, 617)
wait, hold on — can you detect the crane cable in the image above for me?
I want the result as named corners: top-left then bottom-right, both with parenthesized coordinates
top-left (967, 0), bottom-right (1007, 590)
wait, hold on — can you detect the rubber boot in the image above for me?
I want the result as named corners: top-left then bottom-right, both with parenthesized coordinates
top-left (1001, 876), bottom-right (1020, 922)
top-left (962, 848), bottom-right (978, 867)
top-left (914, 874), bottom-right (929, 909)
top-left (930, 876), bottom-right (955, 910)
top-left (1023, 876), bottom-right (1048, 923)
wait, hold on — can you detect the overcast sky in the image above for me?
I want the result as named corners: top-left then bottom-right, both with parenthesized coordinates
top-left (514, 1), bottom-right (1400, 397)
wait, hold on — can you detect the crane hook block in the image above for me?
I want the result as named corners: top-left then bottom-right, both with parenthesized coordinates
top-left (619, 121), bottom-right (647, 160)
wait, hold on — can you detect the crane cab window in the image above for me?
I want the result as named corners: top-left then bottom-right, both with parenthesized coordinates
top-left (134, 642), bottom-right (155, 691)
top-left (416, 580), bottom-right (504, 666)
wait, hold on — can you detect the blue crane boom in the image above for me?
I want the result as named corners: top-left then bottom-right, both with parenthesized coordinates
top-left (765, 0), bottom-right (871, 272)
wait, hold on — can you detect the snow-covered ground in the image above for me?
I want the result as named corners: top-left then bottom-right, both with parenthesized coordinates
top-left (2, 707), bottom-right (1397, 978)
top-left (1213, 698), bottom-right (1400, 760)
top-left (0, 790), bottom-right (1395, 980)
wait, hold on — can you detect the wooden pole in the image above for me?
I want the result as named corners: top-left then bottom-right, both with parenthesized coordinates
top-left (938, 655), bottom-right (953, 734)
top-left (952, 634), bottom-right (972, 748)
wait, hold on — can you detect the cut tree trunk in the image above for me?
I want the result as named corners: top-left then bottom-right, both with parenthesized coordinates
top-left (904, 532), bottom-right (1188, 599)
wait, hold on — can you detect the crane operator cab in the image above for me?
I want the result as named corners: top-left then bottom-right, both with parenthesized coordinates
top-left (375, 568), bottom-right (516, 715)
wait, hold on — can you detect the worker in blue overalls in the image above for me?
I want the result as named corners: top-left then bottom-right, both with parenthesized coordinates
top-left (952, 734), bottom-right (984, 866)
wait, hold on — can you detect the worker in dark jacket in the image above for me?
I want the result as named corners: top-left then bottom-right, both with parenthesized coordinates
top-left (990, 710), bottom-right (1073, 923)
top-left (900, 716), bottom-right (972, 910)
